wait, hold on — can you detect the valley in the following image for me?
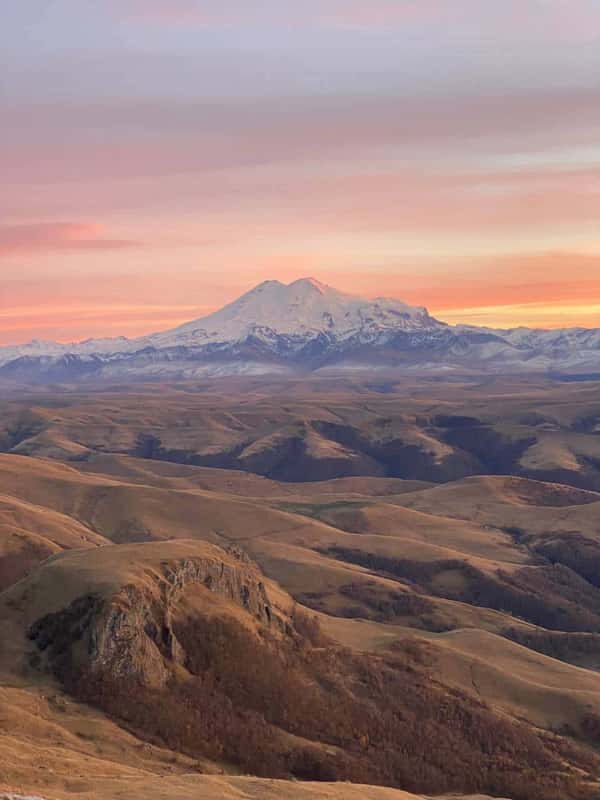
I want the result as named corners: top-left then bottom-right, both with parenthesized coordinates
top-left (1, 377), bottom-right (600, 799)
top-left (5, 0), bottom-right (599, 795)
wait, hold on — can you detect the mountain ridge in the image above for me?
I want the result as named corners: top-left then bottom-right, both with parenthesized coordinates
top-left (1, 278), bottom-right (599, 381)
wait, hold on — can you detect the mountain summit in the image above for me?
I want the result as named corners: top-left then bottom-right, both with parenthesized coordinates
top-left (1, 278), bottom-right (600, 382)
top-left (149, 278), bottom-right (438, 350)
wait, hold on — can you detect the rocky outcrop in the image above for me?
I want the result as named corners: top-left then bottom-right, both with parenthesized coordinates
top-left (28, 546), bottom-right (276, 688)
top-left (0, 795), bottom-right (47, 800)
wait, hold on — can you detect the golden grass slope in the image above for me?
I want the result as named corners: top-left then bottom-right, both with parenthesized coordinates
top-left (2, 775), bottom-right (506, 800)
top-left (4, 451), bottom-right (600, 780)
top-left (3, 377), bottom-right (600, 488)
top-left (77, 453), bottom-right (432, 497)
top-left (394, 476), bottom-right (600, 539)
top-left (0, 771), bottom-right (453, 800)
top-left (0, 454), bottom-right (338, 549)
top-left (0, 538), bottom-right (512, 800)
top-left (320, 613), bottom-right (600, 740)
top-left (0, 454), bottom-right (582, 641)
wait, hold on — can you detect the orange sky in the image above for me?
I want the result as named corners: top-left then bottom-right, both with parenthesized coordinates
top-left (2, 1), bottom-right (600, 344)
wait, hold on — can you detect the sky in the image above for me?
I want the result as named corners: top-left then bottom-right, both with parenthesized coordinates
top-left (1, 0), bottom-right (600, 344)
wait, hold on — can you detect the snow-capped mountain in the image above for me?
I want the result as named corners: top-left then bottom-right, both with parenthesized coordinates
top-left (148, 278), bottom-right (438, 350)
top-left (0, 336), bottom-right (139, 367)
top-left (1, 278), bottom-right (599, 382)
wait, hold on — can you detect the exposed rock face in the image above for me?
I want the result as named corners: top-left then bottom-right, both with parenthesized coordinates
top-left (0, 795), bottom-right (47, 800)
top-left (28, 546), bottom-right (275, 688)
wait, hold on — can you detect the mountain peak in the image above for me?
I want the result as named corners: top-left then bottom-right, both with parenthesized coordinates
top-left (3, 275), bottom-right (600, 380)
top-left (288, 277), bottom-right (329, 294)
top-left (250, 279), bottom-right (285, 293)
top-left (147, 276), bottom-right (437, 352)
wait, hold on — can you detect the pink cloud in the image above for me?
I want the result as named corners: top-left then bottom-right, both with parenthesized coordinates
top-left (0, 223), bottom-right (139, 257)
top-left (3, 249), bottom-right (600, 345)
top-left (117, 0), bottom-right (212, 23)
top-left (325, 0), bottom-right (447, 27)
top-left (117, 0), bottom-right (600, 42)
top-left (3, 87), bottom-right (599, 190)
top-left (327, 0), bottom-right (600, 42)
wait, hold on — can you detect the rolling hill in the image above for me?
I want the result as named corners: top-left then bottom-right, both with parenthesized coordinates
top-left (3, 379), bottom-right (600, 798)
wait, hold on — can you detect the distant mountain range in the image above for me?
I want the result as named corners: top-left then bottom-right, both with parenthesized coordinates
top-left (2, 277), bottom-right (600, 382)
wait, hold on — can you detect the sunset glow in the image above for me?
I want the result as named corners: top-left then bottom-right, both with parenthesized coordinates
top-left (2, 1), bottom-right (599, 344)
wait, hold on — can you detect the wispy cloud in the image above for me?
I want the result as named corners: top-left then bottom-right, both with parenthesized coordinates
top-left (327, 0), bottom-right (599, 39)
top-left (117, 0), bottom-right (212, 23)
top-left (320, 252), bottom-right (600, 314)
top-left (114, 0), bottom-right (600, 42)
top-left (3, 87), bottom-right (599, 188)
top-left (2, 1), bottom-right (599, 342)
top-left (438, 302), bottom-right (600, 330)
top-left (0, 223), bottom-right (139, 257)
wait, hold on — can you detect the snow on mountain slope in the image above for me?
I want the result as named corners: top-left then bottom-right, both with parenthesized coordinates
top-left (0, 337), bottom-right (141, 368)
top-left (453, 325), bottom-right (600, 370)
top-left (148, 278), bottom-right (439, 350)
top-left (496, 326), bottom-right (600, 351)
top-left (1, 278), bottom-right (599, 380)
top-left (0, 279), bottom-right (437, 367)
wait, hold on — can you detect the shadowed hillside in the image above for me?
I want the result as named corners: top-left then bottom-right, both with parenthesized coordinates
top-left (3, 380), bottom-right (600, 798)
top-left (2, 540), bottom-right (600, 799)
top-left (2, 377), bottom-right (600, 488)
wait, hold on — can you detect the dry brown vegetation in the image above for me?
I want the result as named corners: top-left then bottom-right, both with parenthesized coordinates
top-left (43, 598), bottom-right (600, 800)
top-left (319, 547), bottom-right (600, 632)
top-left (2, 375), bottom-right (600, 488)
top-left (3, 378), bottom-right (600, 799)
top-left (503, 627), bottom-right (600, 667)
